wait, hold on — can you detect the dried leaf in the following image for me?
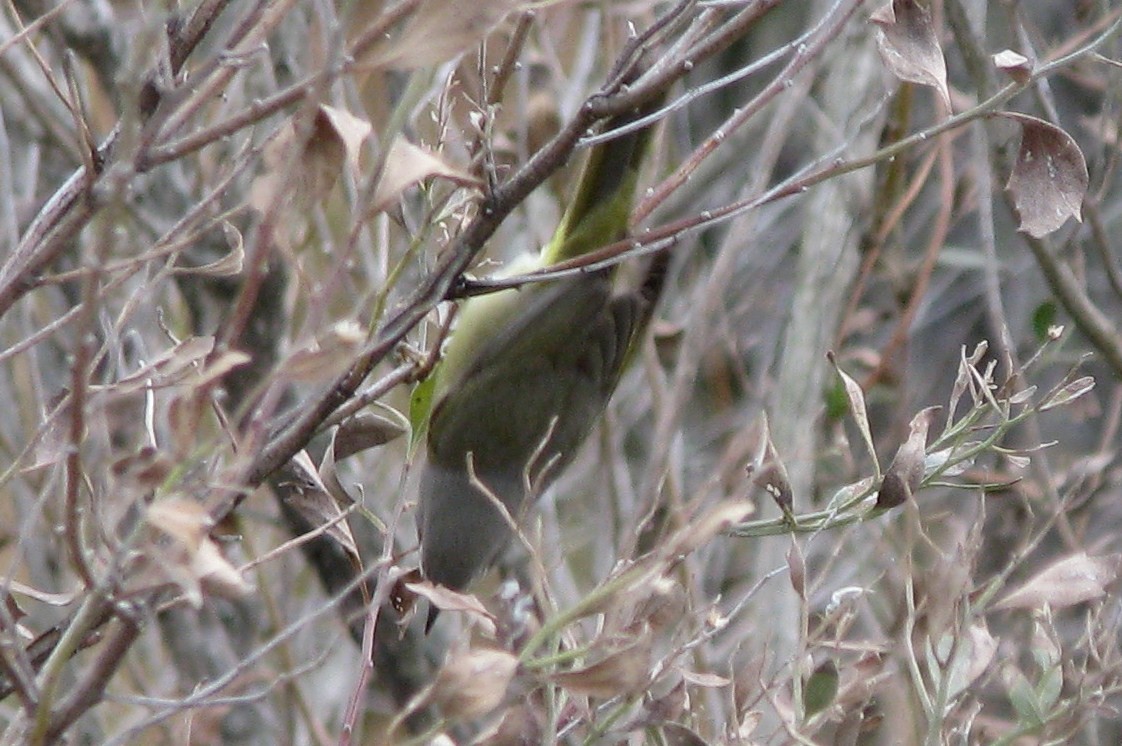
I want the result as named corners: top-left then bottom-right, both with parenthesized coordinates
top-left (749, 412), bottom-right (794, 515)
top-left (146, 497), bottom-right (252, 605)
top-left (946, 341), bottom-right (988, 428)
top-left (433, 647), bottom-right (518, 719)
top-left (871, 0), bottom-right (950, 107)
top-left (284, 449), bottom-right (361, 561)
top-left (372, 137), bottom-right (480, 213)
top-left (661, 723), bottom-right (708, 746)
top-left (665, 501), bottom-right (754, 558)
top-left (1040, 375), bottom-right (1095, 412)
top-left (787, 540), bottom-right (806, 599)
top-left (7, 581), bottom-right (79, 607)
top-left (680, 669), bottom-right (731, 688)
top-left (828, 352), bottom-right (880, 477)
top-left (282, 321), bottom-right (365, 384)
top-left (318, 104), bottom-right (371, 174)
top-left (995, 552), bottom-right (1122, 611)
top-left (405, 578), bottom-right (498, 636)
top-left (111, 446), bottom-right (173, 489)
top-left (332, 409), bottom-right (409, 460)
top-left (366, 0), bottom-right (517, 70)
top-left (250, 105), bottom-right (372, 212)
top-left (108, 336), bottom-right (214, 395)
top-left (550, 632), bottom-right (652, 699)
top-left (172, 223), bottom-right (244, 277)
top-left (631, 575), bottom-right (687, 632)
top-left (993, 49), bottom-right (1032, 83)
top-left (1001, 112), bottom-right (1088, 238)
top-left (877, 406), bottom-right (939, 509)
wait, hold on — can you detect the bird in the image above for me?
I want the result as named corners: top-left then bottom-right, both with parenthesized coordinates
top-left (417, 93), bottom-right (667, 593)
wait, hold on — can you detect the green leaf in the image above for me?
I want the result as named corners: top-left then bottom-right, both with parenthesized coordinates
top-left (1004, 665), bottom-right (1044, 728)
top-left (1031, 301), bottom-right (1057, 342)
top-left (408, 373), bottom-right (437, 456)
top-left (803, 660), bottom-right (839, 718)
top-left (1036, 663), bottom-right (1063, 713)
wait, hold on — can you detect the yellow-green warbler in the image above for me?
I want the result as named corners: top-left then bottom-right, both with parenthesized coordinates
top-left (418, 97), bottom-right (666, 591)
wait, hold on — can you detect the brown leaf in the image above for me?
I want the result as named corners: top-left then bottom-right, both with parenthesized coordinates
top-left (146, 497), bottom-right (252, 605)
top-left (630, 575), bottom-right (687, 632)
top-left (787, 540), bottom-right (806, 599)
top-left (661, 723), bottom-right (708, 746)
top-left (372, 137), bottom-right (480, 214)
top-left (365, 0), bottom-right (517, 70)
top-left (284, 450), bottom-right (361, 561)
top-left (433, 647), bottom-right (518, 720)
top-left (871, 0), bottom-right (951, 107)
top-left (405, 578), bottom-right (498, 636)
top-left (550, 631), bottom-right (653, 699)
top-left (172, 222), bottom-right (245, 277)
top-left (250, 105), bottom-right (372, 212)
top-left (877, 406), bottom-right (939, 509)
top-left (317, 105), bottom-right (371, 174)
top-left (665, 501), bottom-right (754, 558)
top-left (107, 336), bottom-right (214, 395)
top-left (748, 412), bottom-right (793, 515)
top-left (1001, 112), bottom-right (1088, 238)
top-left (680, 669), bottom-right (731, 688)
top-left (331, 409), bottom-right (409, 461)
top-left (995, 552), bottom-right (1122, 611)
top-left (281, 321), bottom-right (365, 384)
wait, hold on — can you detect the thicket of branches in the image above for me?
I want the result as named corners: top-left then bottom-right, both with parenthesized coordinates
top-left (2, 0), bottom-right (1121, 743)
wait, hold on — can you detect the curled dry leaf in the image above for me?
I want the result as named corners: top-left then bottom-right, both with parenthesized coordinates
top-left (877, 406), bottom-right (939, 509)
top-left (550, 630), bottom-right (653, 699)
top-left (106, 336), bottom-right (214, 395)
top-left (331, 408), bottom-right (410, 460)
top-left (372, 137), bottom-right (480, 214)
top-left (1001, 112), bottom-right (1088, 238)
top-left (285, 450), bottom-right (360, 561)
top-left (250, 104), bottom-right (372, 212)
top-left (993, 49), bottom-right (1032, 83)
top-left (1040, 375), bottom-right (1095, 412)
top-left (433, 646), bottom-right (518, 720)
top-left (146, 497), bottom-right (253, 606)
top-left (871, 0), bottom-right (951, 108)
top-left (172, 222), bottom-right (245, 277)
top-left (749, 412), bottom-right (793, 514)
top-left (995, 552), bottom-right (1122, 611)
top-left (405, 578), bottom-right (498, 636)
top-left (318, 408), bottom-right (408, 508)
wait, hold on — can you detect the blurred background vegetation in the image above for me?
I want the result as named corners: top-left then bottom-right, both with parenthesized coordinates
top-left (1, 0), bottom-right (1121, 743)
